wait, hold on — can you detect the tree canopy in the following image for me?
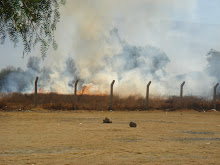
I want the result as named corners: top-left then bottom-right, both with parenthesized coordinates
top-left (0, 0), bottom-right (65, 58)
top-left (206, 49), bottom-right (220, 81)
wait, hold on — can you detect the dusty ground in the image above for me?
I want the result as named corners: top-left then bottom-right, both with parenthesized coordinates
top-left (0, 110), bottom-right (219, 165)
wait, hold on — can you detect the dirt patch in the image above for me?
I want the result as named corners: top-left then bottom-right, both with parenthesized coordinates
top-left (174, 138), bottom-right (220, 142)
top-left (179, 131), bottom-right (216, 135)
top-left (0, 110), bottom-right (219, 165)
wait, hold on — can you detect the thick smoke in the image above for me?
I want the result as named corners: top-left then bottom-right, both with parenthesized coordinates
top-left (0, 57), bottom-right (41, 92)
top-left (206, 49), bottom-right (220, 82)
top-left (0, 28), bottom-right (219, 97)
top-left (0, 0), bottom-right (219, 97)
top-left (0, 28), bottom-right (171, 95)
top-left (206, 49), bottom-right (220, 96)
top-left (161, 49), bottom-right (220, 97)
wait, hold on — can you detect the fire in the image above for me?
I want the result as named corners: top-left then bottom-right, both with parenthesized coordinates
top-left (77, 83), bottom-right (107, 96)
top-left (38, 88), bottom-right (44, 93)
top-left (78, 83), bottom-right (94, 95)
top-left (37, 83), bottom-right (108, 96)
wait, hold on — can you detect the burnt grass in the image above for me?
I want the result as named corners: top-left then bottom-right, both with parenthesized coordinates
top-left (0, 92), bottom-right (219, 111)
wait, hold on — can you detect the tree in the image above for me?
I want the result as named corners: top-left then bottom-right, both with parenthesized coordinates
top-left (0, 0), bottom-right (66, 58)
top-left (206, 49), bottom-right (220, 97)
top-left (206, 49), bottom-right (220, 81)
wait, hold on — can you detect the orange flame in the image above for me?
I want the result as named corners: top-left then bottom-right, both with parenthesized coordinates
top-left (78, 83), bottom-right (94, 95)
top-left (38, 88), bottom-right (44, 93)
top-left (77, 83), bottom-right (107, 96)
top-left (37, 83), bottom-right (108, 96)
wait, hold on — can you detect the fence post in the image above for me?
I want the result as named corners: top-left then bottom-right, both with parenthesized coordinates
top-left (145, 81), bottom-right (151, 110)
top-left (180, 81), bottom-right (185, 109)
top-left (74, 80), bottom-right (79, 110)
top-left (213, 83), bottom-right (219, 110)
top-left (108, 80), bottom-right (115, 110)
top-left (34, 77), bottom-right (38, 108)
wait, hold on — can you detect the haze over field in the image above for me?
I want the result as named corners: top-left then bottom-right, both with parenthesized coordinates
top-left (0, 0), bottom-right (220, 97)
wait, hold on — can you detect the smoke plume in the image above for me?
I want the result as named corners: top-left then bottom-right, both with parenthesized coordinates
top-left (0, 0), bottom-right (219, 98)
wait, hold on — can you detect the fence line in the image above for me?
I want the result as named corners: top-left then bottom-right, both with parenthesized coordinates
top-left (213, 83), bottom-right (219, 110)
top-left (33, 78), bottom-right (220, 110)
top-left (145, 81), bottom-right (151, 110)
top-left (34, 77), bottom-right (38, 108)
top-left (180, 81), bottom-right (185, 109)
top-left (108, 80), bottom-right (115, 110)
top-left (74, 80), bottom-right (79, 110)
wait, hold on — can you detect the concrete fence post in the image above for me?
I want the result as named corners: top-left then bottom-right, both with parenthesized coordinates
top-left (180, 81), bottom-right (185, 109)
top-left (145, 81), bottom-right (151, 110)
top-left (74, 80), bottom-right (79, 110)
top-left (213, 83), bottom-right (219, 110)
top-left (108, 80), bottom-right (115, 110)
top-left (34, 77), bottom-right (38, 108)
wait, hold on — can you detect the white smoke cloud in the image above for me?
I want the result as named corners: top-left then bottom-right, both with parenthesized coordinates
top-left (1, 0), bottom-right (219, 97)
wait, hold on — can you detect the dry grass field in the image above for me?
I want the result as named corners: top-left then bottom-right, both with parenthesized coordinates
top-left (0, 92), bottom-right (219, 111)
top-left (0, 110), bottom-right (219, 165)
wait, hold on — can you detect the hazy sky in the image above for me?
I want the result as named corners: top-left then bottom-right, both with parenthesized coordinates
top-left (0, 0), bottom-right (220, 75)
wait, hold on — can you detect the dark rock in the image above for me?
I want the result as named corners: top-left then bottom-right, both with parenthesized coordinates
top-left (103, 117), bottom-right (112, 123)
top-left (129, 121), bottom-right (137, 127)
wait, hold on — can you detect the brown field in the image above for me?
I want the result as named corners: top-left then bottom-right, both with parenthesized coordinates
top-left (0, 110), bottom-right (219, 165)
top-left (0, 92), bottom-right (219, 111)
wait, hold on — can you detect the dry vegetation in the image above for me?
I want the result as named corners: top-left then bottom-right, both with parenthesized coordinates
top-left (0, 92), bottom-right (219, 111)
top-left (0, 111), bottom-right (219, 165)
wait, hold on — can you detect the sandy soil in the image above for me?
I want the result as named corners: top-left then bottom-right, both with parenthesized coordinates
top-left (0, 110), bottom-right (219, 165)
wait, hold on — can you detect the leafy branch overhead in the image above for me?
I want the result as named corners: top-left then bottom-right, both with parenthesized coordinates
top-left (0, 0), bottom-right (66, 58)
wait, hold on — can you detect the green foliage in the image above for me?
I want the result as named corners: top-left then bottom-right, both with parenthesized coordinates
top-left (0, 0), bottom-right (66, 58)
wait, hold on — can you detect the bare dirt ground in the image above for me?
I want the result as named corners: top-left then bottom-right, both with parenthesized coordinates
top-left (0, 110), bottom-right (219, 165)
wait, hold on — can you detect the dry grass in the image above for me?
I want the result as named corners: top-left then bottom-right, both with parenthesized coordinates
top-left (0, 92), bottom-right (218, 111)
top-left (0, 110), bottom-right (219, 165)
